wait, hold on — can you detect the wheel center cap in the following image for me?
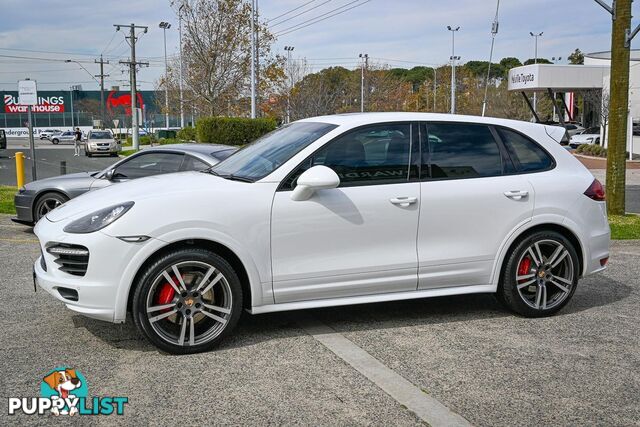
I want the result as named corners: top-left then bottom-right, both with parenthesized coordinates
top-left (184, 297), bottom-right (195, 307)
top-left (538, 270), bottom-right (546, 278)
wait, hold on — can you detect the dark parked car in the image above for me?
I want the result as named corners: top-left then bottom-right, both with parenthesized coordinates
top-left (12, 144), bottom-right (237, 225)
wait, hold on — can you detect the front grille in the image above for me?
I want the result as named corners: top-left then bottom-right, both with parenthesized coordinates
top-left (47, 243), bottom-right (90, 276)
top-left (97, 143), bottom-right (110, 147)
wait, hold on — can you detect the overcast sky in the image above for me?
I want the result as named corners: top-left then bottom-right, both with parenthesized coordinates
top-left (0, 0), bottom-right (636, 91)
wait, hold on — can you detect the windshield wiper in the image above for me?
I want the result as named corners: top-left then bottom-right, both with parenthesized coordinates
top-left (203, 169), bottom-right (254, 182)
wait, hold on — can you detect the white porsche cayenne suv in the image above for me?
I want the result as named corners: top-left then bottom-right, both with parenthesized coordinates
top-left (33, 113), bottom-right (610, 354)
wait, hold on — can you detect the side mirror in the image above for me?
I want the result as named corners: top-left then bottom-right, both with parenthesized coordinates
top-left (291, 165), bottom-right (340, 201)
top-left (105, 169), bottom-right (115, 180)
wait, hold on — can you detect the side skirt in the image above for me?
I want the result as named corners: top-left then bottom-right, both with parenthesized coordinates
top-left (249, 284), bottom-right (496, 314)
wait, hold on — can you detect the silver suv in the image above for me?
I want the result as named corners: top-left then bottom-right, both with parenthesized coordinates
top-left (85, 130), bottom-right (120, 157)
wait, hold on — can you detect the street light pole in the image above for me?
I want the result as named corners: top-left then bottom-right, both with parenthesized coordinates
top-left (284, 46), bottom-right (294, 123)
top-left (250, 0), bottom-right (257, 118)
top-left (530, 31), bottom-right (543, 114)
top-left (482, 0), bottom-right (500, 117)
top-left (178, 4), bottom-right (185, 128)
top-left (359, 53), bottom-right (368, 113)
top-left (160, 21), bottom-right (172, 129)
top-left (447, 26), bottom-right (460, 114)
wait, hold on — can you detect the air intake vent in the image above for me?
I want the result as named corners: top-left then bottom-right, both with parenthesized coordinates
top-left (47, 243), bottom-right (90, 277)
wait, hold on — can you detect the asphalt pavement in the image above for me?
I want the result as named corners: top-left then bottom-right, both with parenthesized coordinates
top-left (0, 214), bottom-right (638, 425)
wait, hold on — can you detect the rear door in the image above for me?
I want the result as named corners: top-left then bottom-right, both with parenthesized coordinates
top-left (417, 122), bottom-right (534, 289)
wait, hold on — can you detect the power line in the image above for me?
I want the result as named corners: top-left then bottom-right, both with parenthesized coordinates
top-left (0, 67), bottom-right (83, 74)
top-left (274, 0), bottom-right (371, 37)
top-left (0, 47), bottom-right (98, 57)
top-left (269, 0), bottom-right (332, 27)
top-left (267, 0), bottom-right (317, 22)
top-left (101, 31), bottom-right (119, 55)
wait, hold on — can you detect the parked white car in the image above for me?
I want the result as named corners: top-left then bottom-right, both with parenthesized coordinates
top-left (85, 129), bottom-right (120, 157)
top-left (39, 129), bottom-right (61, 140)
top-left (569, 127), bottom-right (601, 149)
top-left (50, 131), bottom-right (76, 144)
top-left (33, 113), bottom-right (610, 354)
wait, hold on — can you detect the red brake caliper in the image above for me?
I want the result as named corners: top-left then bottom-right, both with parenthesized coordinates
top-left (155, 279), bottom-right (176, 310)
top-left (517, 257), bottom-right (532, 279)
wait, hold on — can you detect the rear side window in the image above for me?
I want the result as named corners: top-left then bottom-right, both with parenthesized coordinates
top-left (424, 123), bottom-right (503, 179)
top-left (498, 128), bottom-right (553, 173)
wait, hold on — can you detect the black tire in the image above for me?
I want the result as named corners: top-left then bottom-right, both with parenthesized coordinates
top-left (33, 192), bottom-right (69, 222)
top-left (132, 248), bottom-right (243, 354)
top-left (595, 138), bottom-right (600, 145)
top-left (497, 230), bottom-right (579, 317)
top-left (86, 152), bottom-right (92, 157)
top-left (51, 139), bottom-right (59, 144)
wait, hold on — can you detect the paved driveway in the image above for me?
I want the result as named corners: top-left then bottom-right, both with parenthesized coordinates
top-left (0, 215), bottom-right (638, 425)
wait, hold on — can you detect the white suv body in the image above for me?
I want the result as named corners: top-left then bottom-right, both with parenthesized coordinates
top-left (33, 113), bottom-right (610, 353)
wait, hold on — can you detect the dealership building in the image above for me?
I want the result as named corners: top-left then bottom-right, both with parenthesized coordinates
top-left (507, 50), bottom-right (640, 155)
top-left (0, 88), bottom-right (185, 137)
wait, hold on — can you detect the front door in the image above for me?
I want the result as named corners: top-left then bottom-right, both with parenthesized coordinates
top-left (417, 122), bottom-right (534, 289)
top-left (271, 123), bottom-right (421, 303)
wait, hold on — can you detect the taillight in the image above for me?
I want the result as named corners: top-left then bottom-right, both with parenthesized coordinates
top-left (584, 179), bottom-right (606, 201)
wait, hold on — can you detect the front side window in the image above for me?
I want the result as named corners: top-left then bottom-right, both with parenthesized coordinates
top-left (113, 152), bottom-right (184, 179)
top-left (282, 123), bottom-right (415, 189)
top-left (424, 123), bottom-right (503, 179)
top-left (498, 128), bottom-right (553, 173)
top-left (211, 122), bottom-right (337, 182)
top-left (181, 155), bottom-right (210, 172)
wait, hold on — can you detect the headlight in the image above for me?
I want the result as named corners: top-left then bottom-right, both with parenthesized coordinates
top-left (63, 202), bottom-right (134, 234)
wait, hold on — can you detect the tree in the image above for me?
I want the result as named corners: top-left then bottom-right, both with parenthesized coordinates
top-left (524, 58), bottom-right (553, 65)
top-left (568, 48), bottom-right (584, 65)
top-left (499, 57), bottom-right (522, 72)
top-left (176, 0), bottom-right (279, 116)
top-left (463, 61), bottom-right (505, 80)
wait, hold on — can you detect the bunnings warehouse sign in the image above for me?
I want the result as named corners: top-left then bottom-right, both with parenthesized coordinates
top-left (4, 94), bottom-right (65, 113)
top-left (1, 90), bottom-right (159, 115)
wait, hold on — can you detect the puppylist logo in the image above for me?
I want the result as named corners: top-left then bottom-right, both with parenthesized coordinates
top-left (7, 367), bottom-right (128, 416)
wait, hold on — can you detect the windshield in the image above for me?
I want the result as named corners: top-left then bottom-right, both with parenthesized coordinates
top-left (211, 122), bottom-right (337, 181)
top-left (90, 131), bottom-right (112, 139)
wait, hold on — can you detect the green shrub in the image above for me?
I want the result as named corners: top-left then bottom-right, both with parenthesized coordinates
top-left (196, 117), bottom-right (276, 146)
top-left (177, 127), bottom-right (196, 141)
top-left (158, 138), bottom-right (181, 145)
top-left (575, 144), bottom-right (585, 154)
top-left (125, 135), bottom-right (154, 146)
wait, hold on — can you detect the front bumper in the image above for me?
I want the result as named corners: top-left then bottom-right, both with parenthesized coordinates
top-left (13, 191), bottom-right (35, 225)
top-left (33, 218), bottom-right (158, 323)
top-left (86, 144), bottom-right (119, 154)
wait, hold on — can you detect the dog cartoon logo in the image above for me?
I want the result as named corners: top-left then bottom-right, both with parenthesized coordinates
top-left (40, 367), bottom-right (88, 416)
top-left (106, 91), bottom-right (144, 116)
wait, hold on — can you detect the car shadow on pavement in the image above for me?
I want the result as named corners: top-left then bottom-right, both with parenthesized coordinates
top-left (72, 276), bottom-right (631, 354)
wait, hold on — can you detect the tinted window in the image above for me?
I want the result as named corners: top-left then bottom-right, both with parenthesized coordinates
top-left (585, 127), bottom-right (600, 134)
top-left (499, 128), bottom-right (553, 173)
top-left (181, 155), bottom-right (210, 171)
top-left (113, 152), bottom-right (184, 179)
top-left (212, 122), bottom-right (337, 181)
top-left (283, 123), bottom-right (414, 189)
top-left (424, 123), bottom-right (503, 179)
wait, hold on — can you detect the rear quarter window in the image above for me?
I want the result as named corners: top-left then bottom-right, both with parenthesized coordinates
top-left (498, 128), bottom-right (554, 173)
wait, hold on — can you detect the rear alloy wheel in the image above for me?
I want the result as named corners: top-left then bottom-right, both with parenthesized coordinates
top-left (499, 231), bottom-right (579, 317)
top-left (132, 248), bottom-right (243, 354)
top-left (51, 139), bottom-right (59, 144)
top-left (34, 192), bottom-right (68, 222)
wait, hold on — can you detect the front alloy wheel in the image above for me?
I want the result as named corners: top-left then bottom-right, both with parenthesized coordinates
top-left (34, 192), bottom-right (68, 222)
top-left (499, 231), bottom-right (579, 317)
top-left (133, 249), bottom-right (242, 354)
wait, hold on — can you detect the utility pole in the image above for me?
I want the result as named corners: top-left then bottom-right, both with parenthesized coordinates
top-left (115, 23), bottom-right (148, 151)
top-left (595, 0), bottom-right (635, 214)
top-left (69, 87), bottom-right (75, 128)
top-left (447, 26), bottom-right (460, 114)
top-left (530, 31), bottom-right (543, 114)
top-left (285, 46), bottom-right (294, 123)
top-left (250, 0), bottom-right (257, 118)
top-left (178, 4), bottom-right (185, 127)
top-left (482, 0), bottom-right (500, 117)
top-left (359, 53), bottom-right (368, 112)
top-left (160, 21), bottom-right (172, 129)
top-left (95, 55), bottom-right (110, 128)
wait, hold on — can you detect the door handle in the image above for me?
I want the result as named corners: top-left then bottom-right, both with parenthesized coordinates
top-left (390, 196), bottom-right (418, 207)
top-left (504, 190), bottom-right (529, 200)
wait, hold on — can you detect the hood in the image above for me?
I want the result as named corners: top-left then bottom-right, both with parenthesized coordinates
top-left (25, 172), bottom-right (98, 190)
top-left (88, 138), bottom-right (116, 143)
top-left (46, 171), bottom-right (234, 222)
